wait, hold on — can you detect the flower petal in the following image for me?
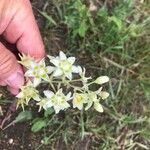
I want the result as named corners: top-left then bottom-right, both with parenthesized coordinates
top-left (85, 101), bottom-right (93, 110)
top-left (47, 55), bottom-right (55, 60)
top-left (39, 59), bottom-right (45, 67)
top-left (59, 51), bottom-right (67, 60)
top-left (66, 72), bottom-right (72, 80)
top-left (100, 91), bottom-right (109, 99)
top-left (95, 76), bottom-right (109, 84)
top-left (66, 92), bottom-right (72, 101)
top-left (16, 92), bottom-right (24, 98)
top-left (94, 102), bottom-right (103, 112)
top-left (33, 78), bottom-right (41, 87)
top-left (72, 66), bottom-right (79, 73)
top-left (50, 58), bottom-right (60, 67)
top-left (44, 90), bottom-right (54, 99)
top-left (53, 69), bottom-right (63, 77)
top-left (68, 57), bottom-right (75, 64)
top-left (46, 66), bottom-right (55, 74)
top-left (25, 70), bottom-right (34, 77)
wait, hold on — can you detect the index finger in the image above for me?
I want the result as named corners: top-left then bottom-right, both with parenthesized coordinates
top-left (1, 0), bottom-right (45, 59)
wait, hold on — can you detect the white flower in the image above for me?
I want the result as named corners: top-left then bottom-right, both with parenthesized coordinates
top-left (73, 93), bottom-right (87, 110)
top-left (94, 76), bottom-right (109, 84)
top-left (43, 89), bottom-right (71, 114)
top-left (18, 53), bottom-right (35, 68)
top-left (48, 51), bottom-right (79, 80)
top-left (25, 59), bottom-right (54, 87)
top-left (78, 67), bottom-right (91, 83)
top-left (16, 81), bottom-right (40, 109)
top-left (77, 66), bottom-right (91, 90)
top-left (37, 98), bottom-right (50, 112)
top-left (85, 92), bottom-right (104, 112)
top-left (99, 91), bottom-right (109, 99)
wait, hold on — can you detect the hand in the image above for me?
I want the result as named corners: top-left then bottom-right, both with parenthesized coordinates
top-left (0, 0), bottom-right (45, 95)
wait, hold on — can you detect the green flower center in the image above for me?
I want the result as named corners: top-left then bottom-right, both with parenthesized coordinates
top-left (60, 60), bottom-right (72, 72)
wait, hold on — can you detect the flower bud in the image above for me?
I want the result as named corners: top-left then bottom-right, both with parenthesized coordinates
top-left (94, 76), bottom-right (109, 84)
top-left (100, 91), bottom-right (109, 99)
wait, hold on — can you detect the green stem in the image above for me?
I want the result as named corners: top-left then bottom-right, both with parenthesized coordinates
top-left (80, 109), bottom-right (85, 140)
top-left (36, 122), bottom-right (65, 150)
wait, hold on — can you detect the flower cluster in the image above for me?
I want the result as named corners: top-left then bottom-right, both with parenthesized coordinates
top-left (17, 51), bottom-right (109, 114)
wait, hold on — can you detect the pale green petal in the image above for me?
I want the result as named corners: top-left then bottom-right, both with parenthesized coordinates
top-left (33, 78), bottom-right (41, 87)
top-left (59, 51), bottom-right (67, 60)
top-left (45, 100), bottom-right (53, 108)
top-left (53, 69), bottom-right (63, 77)
top-left (66, 92), bottom-right (72, 101)
top-left (41, 73), bottom-right (50, 82)
top-left (96, 87), bottom-right (103, 94)
top-left (100, 91), bottom-right (109, 99)
top-left (33, 95), bottom-right (41, 101)
top-left (25, 70), bottom-right (34, 77)
top-left (66, 72), bottom-right (72, 80)
top-left (63, 102), bottom-right (70, 109)
top-left (44, 90), bottom-right (54, 99)
top-left (85, 101), bottom-right (93, 110)
top-left (47, 55), bottom-right (55, 60)
top-left (68, 57), bottom-right (75, 64)
top-left (73, 103), bottom-right (83, 110)
top-left (57, 88), bottom-right (63, 94)
top-left (46, 66), bottom-right (55, 74)
top-left (16, 92), bottom-right (24, 98)
top-left (72, 66), bottom-right (79, 73)
top-left (94, 102), bottom-right (103, 112)
top-left (38, 68), bottom-right (46, 76)
top-left (77, 66), bottom-right (83, 75)
top-left (30, 61), bottom-right (37, 68)
top-left (94, 76), bottom-right (109, 84)
top-left (54, 106), bottom-right (61, 114)
top-left (50, 58), bottom-right (60, 67)
top-left (39, 59), bottom-right (45, 67)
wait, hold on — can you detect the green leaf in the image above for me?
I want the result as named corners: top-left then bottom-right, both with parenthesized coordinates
top-left (38, 11), bottom-right (57, 26)
top-left (44, 108), bottom-right (54, 117)
top-left (97, 6), bottom-right (108, 18)
top-left (15, 111), bottom-right (32, 123)
top-left (31, 119), bottom-right (47, 133)
top-left (42, 136), bottom-right (49, 145)
top-left (78, 21), bottom-right (88, 37)
top-left (109, 16), bottom-right (122, 31)
top-left (141, 83), bottom-right (150, 101)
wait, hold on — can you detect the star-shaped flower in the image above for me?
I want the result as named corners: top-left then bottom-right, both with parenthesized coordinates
top-left (48, 51), bottom-right (79, 80)
top-left (25, 59), bottom-right (54, 86)
top-left (16, 81), bottom-right (40, 109)
top-left (40, 89), bottom-right (71, 113)
top-left (73, 93), bottom-right (87, 110)
top-left (85, 91), bottom-right (104, 113)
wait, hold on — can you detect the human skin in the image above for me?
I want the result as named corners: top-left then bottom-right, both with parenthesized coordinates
top-left (0, 0), bottom-right (45, 94)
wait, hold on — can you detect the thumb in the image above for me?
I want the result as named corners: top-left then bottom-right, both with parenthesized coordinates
top-left (0, 42), bottom-right (24, 95)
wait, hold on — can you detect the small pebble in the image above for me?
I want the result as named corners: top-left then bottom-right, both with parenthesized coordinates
top-left (8, 138), bottom-right (13, 144)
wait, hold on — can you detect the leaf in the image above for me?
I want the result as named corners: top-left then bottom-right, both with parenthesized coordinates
top-left (15, 111), bottom-right (32, 123)
top-left (38, 11), bottom-right (57, 26)
top-left (141, 83), bottom-right (150, 101)
top-left (97, 6), bottom-right (108, 18)
top-left (109, 16), bottom-right (122, 31)
top-left (136, 142), bottom-right (149, 150)
top-left (78, 20), bottom-right (88, 37)
top-left (44, 108), bottom-right (54, 117)
top-left (31, 119), bottom-right (47, 133)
